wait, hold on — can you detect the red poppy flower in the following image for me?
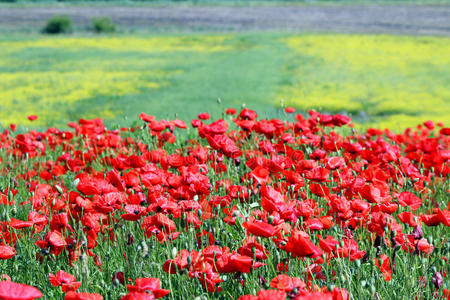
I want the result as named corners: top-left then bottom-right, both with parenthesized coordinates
top-left (121, 293), bottom-right (155, 300)
top-left (198, 113), bottom-right (210, 120)
top-left (49, 270), bottom-right (81, 292)
top-left (27, 115), bottom-right (38, 121)
top-left (0, 281), bottom-right (43, 300)
top-left (238, 289), bottom-right (286, 300)
top-left (0, 245), bottom-right (16, 260)
top-left (397, 192), bottom-right (422, 211)
top-left (374, 254), bottom-right (392, 281)
top-left (284, 107), bottom-right (296, 113)
top-left (270, 274), bottom-right (305, 291)
top-left (243, 221), bottom-right (281, 238)
top-left (64, 292), bottom-right (103, 300)
top-left (281, 229), bottom-right (323, 259)
top-left (126, 278), bottom-right (169, 298)
top-left (225, 108), bottom-right (236, 115)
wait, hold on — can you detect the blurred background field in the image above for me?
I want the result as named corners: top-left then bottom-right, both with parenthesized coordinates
top-left (0, 2), bottom-right (449, 131)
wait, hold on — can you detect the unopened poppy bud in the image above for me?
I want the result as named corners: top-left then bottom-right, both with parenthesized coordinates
top-left (55, 184), bottom-right (63, 195)
top-left (432, 272), bottom-right (443, 289)
top-left (113, 278), bottom-right (120, 287)
top-left (234, 158), bottom-right (241, 167)
top-left (197, 209), bottom-right (202, 218)
top-left (187, 255), bottom-right (192, 265)
top-left (127, 233), bottom-right (134, 246)
top-left (339, 240), bottom-right (344, 248)
top-left (412, 225), bottom-right (423, 239)
top-left (370, 285), bottom-right (376, 294)
top-left (141, 241), bottom-right (148, 258)
top-left (361, 280), bottom-right (367, 288)
top-left (356, 259), bottom-right (361, 268)
top-left (171, 247), bottom-right (178, 259)
top-left (268, 215), bottom-right (274, 224)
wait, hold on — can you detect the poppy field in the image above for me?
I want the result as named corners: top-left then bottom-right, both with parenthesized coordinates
top-left (0, 106), bottom-right (448, 300)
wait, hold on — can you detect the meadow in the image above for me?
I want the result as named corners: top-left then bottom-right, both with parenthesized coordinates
top-left (0, 5), bottom-right (449, 299)
top-left (1, 33), bottom-right (449, 130)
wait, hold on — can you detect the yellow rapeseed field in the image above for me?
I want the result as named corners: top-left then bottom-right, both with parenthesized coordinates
top-left (279, 34), bottom-right (450, 130)
top-left (0, 35), bottom-right (231, 126)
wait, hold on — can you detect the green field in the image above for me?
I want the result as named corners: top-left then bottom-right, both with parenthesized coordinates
top-left (1, 33), bottom-right (449, 130)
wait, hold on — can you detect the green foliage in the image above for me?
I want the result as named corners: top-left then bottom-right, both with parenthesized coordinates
top-left (42, 15), bottom-right (73, 34)
top-left (92, 17), bottom-right (116, 33)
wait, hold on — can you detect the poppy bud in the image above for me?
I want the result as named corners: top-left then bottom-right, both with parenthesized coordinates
top-left (55, 184), bottom-right (63, 195)
top-left (141, 241), bottom-right (148, 258)
top-left (412, 226), bottom-right (423, 239)
top-left (127, 233), bottom-right (134, 246)
top-left (10, 177), bottom-right (17, 188)
top-left (234, 159), bottom-right (241, 167)
top-left (113, 278), bottom-right (120, 287)
top-left (197, 209), bottom-right (202, 218)
top-left (432, 272), bottom-right (443, 289)
top-left (187, 255), bottom-right (192, 265)
top-left (356, 260), bottom-right (361, 268)
top-left (370, 285), bottom-right (376, 294)
top-left (258, 274), bottom-right (267, 286)
top-left (268, 215), bottom-right (274, 224)
top-left (171, 247), bottom-right (178, 259)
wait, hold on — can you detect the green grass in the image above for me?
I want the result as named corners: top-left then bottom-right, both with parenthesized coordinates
top-left (0, 33), bottom-right (449, 130)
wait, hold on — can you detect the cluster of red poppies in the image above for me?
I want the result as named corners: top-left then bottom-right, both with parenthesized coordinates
top-left (0, 107), bottom-right (448, 299)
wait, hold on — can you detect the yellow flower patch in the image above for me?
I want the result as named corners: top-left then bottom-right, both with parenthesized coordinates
top-left (279, 34), bottom-right (450, 129)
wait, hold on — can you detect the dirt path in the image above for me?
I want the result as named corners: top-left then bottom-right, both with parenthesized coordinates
top-left (0, 4), bottom-right (449, 35)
